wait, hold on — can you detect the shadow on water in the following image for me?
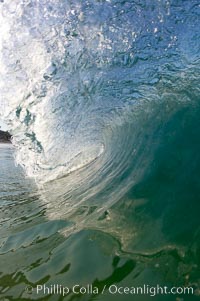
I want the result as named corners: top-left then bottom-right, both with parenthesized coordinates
top-left (0, 145), bottom-right (142, 301)
top-left (0, 0), bottom-right (200, 299)
top-left (121, 103), bottom-right (200, 249)
top-left (0, 105), bottom-right (200, 301)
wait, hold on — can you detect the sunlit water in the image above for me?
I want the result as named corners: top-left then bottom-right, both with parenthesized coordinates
top-left (1, 117), bottom-right (200, 300)
top-left (0, 0), bottom-right (200, 300)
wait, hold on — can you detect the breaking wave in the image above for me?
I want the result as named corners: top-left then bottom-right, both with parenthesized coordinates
top-left (1, 0), bottom-right (199, 183)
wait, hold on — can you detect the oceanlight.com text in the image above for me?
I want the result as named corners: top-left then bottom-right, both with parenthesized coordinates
top-left (25, 283), bottom-right (194, 297)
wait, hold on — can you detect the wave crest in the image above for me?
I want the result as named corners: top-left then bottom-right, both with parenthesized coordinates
top-left (0, 0), bottom-right (199, 183)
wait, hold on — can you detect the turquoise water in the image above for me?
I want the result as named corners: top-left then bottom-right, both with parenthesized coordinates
top-left (0, 0), bottom-right (200, 300)
top-left (0, 112), bottom-right (200, 300)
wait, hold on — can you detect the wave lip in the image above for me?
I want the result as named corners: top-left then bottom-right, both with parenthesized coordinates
top-left (0, 0), bottom-right (199, 185)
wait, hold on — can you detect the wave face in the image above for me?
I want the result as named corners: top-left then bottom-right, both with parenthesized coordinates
top-left (0, 1), bottom-right (200, 298)
top-left (0, 0), bottom-right (199, 182)
top-left (0, 0), bottom-right (200, 244)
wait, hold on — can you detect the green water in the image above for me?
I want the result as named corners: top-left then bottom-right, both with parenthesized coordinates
top-left (0, 0), bottom-right (200, 299)
top-left (0, 104), bottom-right (200, 301)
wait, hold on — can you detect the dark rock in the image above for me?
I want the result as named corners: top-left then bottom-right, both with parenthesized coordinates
top-left (0, 130), bottom-right (12, 143)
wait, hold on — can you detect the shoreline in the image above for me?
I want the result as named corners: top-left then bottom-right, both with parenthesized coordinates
top-left (0, 141), bottom-right (12, 144)
top-left (0, 130), bottom-right (12, 144)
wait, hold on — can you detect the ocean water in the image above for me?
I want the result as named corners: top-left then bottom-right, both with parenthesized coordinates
top-left (0, 0), bottom-right (200, 300)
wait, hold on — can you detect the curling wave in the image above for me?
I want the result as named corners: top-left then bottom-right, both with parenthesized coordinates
top-left (0, 0), bottom-right (199, 184)
top-left (0, 3), bottom-right (200, 296)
